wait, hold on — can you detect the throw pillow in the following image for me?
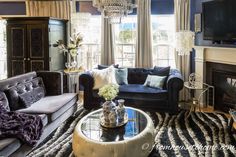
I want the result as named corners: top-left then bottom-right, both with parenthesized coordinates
top-left (98, 64), bottom-right (119, 70)
top-left (144, 75), bottom-right (167, 89)
top-left (92, 66), bottom-right (118, 89)
top-left (153, 66), bottom-right (171, 89)
top-left (0, 91), bottom-right (10, 111)
top-left (115, 68), bottom-right (128, 85)
top-left (19, 86), bottom-right (45, 108)
top-left (5, 77), bottom-right (46, 110)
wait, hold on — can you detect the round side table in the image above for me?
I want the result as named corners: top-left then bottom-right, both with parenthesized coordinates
top-left (72, 107), bottom-right (155, 157)
top-left (184, 82), bottom-right (214, 117)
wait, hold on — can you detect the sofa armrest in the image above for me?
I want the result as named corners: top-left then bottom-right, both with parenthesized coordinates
top-left (36, 71), bottom-right (63, 96)
top-left (79, 72), bottom-right (94, 109)
top-left (166, 69), bottom-right (184, 112)
top-left (167, 69), bottom-right (183, 91)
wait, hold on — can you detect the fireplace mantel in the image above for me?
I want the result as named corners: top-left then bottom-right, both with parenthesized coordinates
top-left (194, 46), bottom-right (236, 106)
top-left (194, 46), bottom-right (236, 83)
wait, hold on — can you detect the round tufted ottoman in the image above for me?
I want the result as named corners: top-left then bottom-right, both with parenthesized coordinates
top-left (72, 107), bottom-right (155, 157)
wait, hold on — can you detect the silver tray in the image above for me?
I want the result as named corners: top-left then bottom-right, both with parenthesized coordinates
top-left (100, 113), bottom-right (128, 128)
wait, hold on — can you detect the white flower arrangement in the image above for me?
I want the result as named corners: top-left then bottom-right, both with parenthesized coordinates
top-left (53, 33), bottom-right (83, 57)
top-left (98, 84), bottom-right (119, 101)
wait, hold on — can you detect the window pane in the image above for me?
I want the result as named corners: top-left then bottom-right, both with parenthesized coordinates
top-left (71, 14), bottom-right (101, 70)
top-left (114, 16), bottom-right (137, 67)
top-left (152, 15), bottom-right (175, 68)
top-left (0, 20), bottom-right (7, 80)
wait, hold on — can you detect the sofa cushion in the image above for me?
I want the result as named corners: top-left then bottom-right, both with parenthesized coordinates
top-left (127, 67), bottom-right (170, 84)
top-left (0, 138), bottom-right (21, 157)
top-left (153, 66), bottom-right (170, 75)
top-left (119, 84), bottom-right (165, 94)
top-left (118, 84), bottom-right (167, 100)
top-left (5, 77), bottom-right (45, 110)
top-left (17, 93), bottom-right (77, 122)
top-left (0, 92), bottom-right (10, 111)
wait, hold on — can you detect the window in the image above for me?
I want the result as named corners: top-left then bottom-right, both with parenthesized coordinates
top-left (114, 16), bottom-right (137, 67)
top-left (152, 15), bottom-right (175, 68)
top-left (0, 20), bottom-right (7, 79)
top-left (71, 13), bottom-right (101, 70)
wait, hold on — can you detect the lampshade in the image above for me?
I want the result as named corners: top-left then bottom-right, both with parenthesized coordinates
top-left (175, 31), bottom-right (195, 55)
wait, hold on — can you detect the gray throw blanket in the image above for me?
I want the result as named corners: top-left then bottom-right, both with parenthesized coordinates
top-left (0, 104), bottom-right (43, 146)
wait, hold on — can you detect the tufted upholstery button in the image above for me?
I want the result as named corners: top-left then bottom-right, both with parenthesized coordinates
top-left (3, 76), bottom-right (45, 110)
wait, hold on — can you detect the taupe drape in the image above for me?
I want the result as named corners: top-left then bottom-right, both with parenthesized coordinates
top-left (26, 0), bottom-right (71, 20)
top-left (101, 17), bottom-right (115, 65)
top-left (135, 0), bottom-right (153, 68)
top-left (174, 0), bottom-right (191, 101)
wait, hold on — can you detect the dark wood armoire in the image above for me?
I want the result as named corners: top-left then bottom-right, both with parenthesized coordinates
top-left (4, 17), bottom-right (67, 77)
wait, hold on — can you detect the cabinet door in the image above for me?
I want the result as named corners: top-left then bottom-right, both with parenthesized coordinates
top-left (27, 24), bottom-right (49, 72)
top-left (7, 24), bottom-right (27, 77)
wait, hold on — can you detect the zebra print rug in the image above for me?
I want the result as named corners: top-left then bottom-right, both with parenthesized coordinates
top-left (27, 107), bottom-right (236, 157)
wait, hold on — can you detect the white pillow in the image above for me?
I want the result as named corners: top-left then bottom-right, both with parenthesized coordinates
top-left (92, 66), bottom-right (118, 90)
top-left (143, 75), bottom-right (166, 89)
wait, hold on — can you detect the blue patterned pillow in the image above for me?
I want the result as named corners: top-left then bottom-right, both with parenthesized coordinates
top-left (144, 75), bottom-right (167, 89)
top-left (115, 68), bottom-right (128, 85)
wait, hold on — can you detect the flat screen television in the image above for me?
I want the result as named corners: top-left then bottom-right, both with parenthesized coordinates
top-left (203, 0), bottom-right (236, 42)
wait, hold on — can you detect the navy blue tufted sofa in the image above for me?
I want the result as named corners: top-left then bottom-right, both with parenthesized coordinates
top-left (79, 67), bottom-right (183, 113)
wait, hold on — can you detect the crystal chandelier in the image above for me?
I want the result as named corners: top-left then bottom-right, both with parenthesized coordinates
top-left (92, 0), bottom-right (137, 24)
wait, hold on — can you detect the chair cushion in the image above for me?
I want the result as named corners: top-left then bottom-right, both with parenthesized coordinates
top-left (5, 77), bottom-right (45, 110)
top-left (17, 93), bottom-right (77, 122)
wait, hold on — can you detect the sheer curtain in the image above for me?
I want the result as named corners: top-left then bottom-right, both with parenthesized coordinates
top-left (101, 17), bottom-right (115, 65)
top-left (26, 0), bottom-right (71, 20)
top-left (174, 0), bottom-right (191, 101)
top-left (135, 0), bottom-right (153, 68)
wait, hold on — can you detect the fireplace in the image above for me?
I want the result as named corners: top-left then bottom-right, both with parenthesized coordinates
top-left (206, 62), bottom-right (236, 112)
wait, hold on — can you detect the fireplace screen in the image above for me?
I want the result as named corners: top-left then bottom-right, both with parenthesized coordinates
top-left (213, 71), bottom-right (236, 111)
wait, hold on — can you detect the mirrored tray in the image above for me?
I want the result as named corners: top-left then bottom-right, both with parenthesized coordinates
top-left (100, 113), bottom-right (128, 128)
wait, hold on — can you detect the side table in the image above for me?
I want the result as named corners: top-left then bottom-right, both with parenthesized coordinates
top-left (64, 69), bottom-right (83, 93)
top-left (184, 82), bottom-right (215, 115)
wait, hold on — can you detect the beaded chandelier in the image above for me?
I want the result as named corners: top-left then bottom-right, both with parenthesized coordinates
top-left (92, 0), bottom-right (137, 24)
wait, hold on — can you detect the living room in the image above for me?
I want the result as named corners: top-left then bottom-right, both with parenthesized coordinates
top-left (0, 0), bottom-right (236, 157)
